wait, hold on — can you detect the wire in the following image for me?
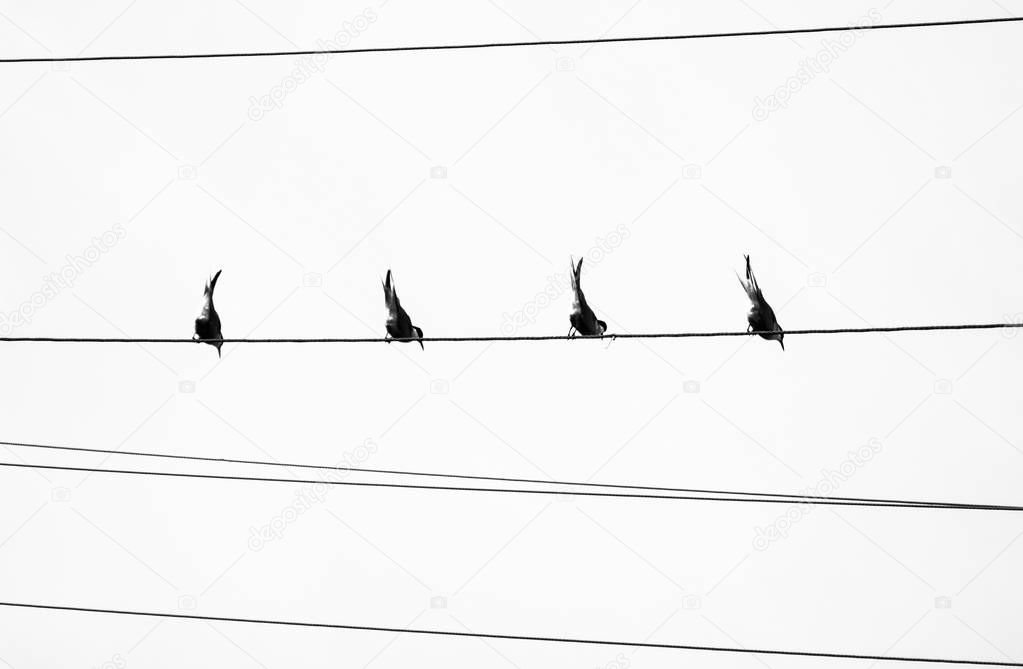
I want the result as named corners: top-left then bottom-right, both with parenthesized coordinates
top-left (1, 601), bottom-right (1019, 665)
top-left (2, 439), bottom-right (1013, 511)
top-left (3, 460), bottom-right (1021, 510)
top-left (0, 322), bottom-right (1019, 344)
top-left (1, 16), bottom-right (1021, 64)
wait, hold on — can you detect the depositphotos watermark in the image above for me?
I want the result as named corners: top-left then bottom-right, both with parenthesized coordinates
top-left (752, 8), bottom-right (882, 122)
top-left (499, 223), bottom-right (631, 336)
top-left (91, 655), bottom-right (126, 669)
top-left (247, 8), bottom-right (378, 120)
top-left (1002, 312), bottom-right (1023, 339)
top-left (247, 439), bottom-right (377, 551)
top-left (752, 437), bottom-right (883, 551)
top-left (596, 653), bottom-right (631, 669)
top-left (0, 223), bottom-right (127, 335)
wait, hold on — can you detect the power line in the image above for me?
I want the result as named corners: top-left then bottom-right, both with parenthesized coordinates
top-left (0, 322), bottom-right (1019, 344)
top-left (3, 439), bottom-right (1014, 511)
top-left (3, 460), bottom-right (1021, 510)
top-left (1, 601), bottom-right (1019, 666)
top-left (1, 16), bottom-right (1021, 64)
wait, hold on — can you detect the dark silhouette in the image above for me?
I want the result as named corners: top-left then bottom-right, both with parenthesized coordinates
top-left (382, 269), bottom-right (424, 349)
top-left (737, 255), bottom-right (784, 350)
top-left (193, 270), bottom-right (224, 357)
top-left (568, 257), bottom-right (607, 337)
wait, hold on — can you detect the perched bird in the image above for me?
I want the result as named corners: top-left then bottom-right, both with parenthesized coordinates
top-left (382, 269), bottom-right (424, 349)
top-left (737, 255), bottom-right (784, 350)
top-left (568, 256), bottom-right (607, 337)
top-left (193, 269), bottom-right (224, 357)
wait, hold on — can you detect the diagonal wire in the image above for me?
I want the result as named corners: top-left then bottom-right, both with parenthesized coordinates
top-left (3, 17), bottom-right (1021, 64)
top-left (3, 601), bottom-right (1023, 666)
top-left (4, 437), bottom-right (1017, 509)
top-left (0, 459), bottom-right (1021, 511)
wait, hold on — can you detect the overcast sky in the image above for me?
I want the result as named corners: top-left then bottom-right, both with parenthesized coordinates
top-left (1, 1), bottom-right (1022, 667)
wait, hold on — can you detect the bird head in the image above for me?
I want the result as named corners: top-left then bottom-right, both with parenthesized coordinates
top-left (414, 326), bottom-right (424, 350)
top-left (597, 320), bottom-right (607, 334)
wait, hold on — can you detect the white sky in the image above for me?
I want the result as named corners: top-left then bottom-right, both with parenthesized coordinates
top-left (1, 1), bottom-right (1022, 667)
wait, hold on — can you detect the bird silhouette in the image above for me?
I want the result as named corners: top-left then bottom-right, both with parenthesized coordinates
top-left (568, 257), bottom-right (607, 337)
top-left (382, 269), bottom-right (424, 349)
top-left (737, 255), bottom-right (784, 350)
top-left (193, 269), bottom-right (224, 357)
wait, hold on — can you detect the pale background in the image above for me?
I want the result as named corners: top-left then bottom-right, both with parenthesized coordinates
top-left (0, 1), bottom-right (1022, 666)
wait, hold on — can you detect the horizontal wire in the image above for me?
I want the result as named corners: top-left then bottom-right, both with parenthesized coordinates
top-left (1, 601), bottom-right (1019, 666)
top-left (0, 322), bottom-right (1018, 344)
top-left (1, 16), bottom-right (1021, 64)
top-left (2, 460), bottom-right (1021, 510)
top-left (1, 439), bottom-right (1009, 510)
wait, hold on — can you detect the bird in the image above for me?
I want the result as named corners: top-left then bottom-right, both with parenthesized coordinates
top-left (193, 269), bottom-right (224, 357)
top-left (737, 255), bottom-right (784, 350)
top-left (382, 269), bottom-right (424, 349)
top-left (568, 256), bottom-right (607, 337)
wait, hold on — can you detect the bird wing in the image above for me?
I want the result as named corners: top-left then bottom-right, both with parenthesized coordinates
top-left (736, 271), bottom-right (756, 304)
top-left (197, 277), bottom-right (214, 321)
top-left (198, 269), bottom-right (222, 322)
top-left (208, 269), bottom-right (222, 296)
top-left (197, 299), bottom-right (212, 321)
top-left (741, 257), bottom-right (781, 331)
top-left (195, 273), bottom-right (222, 340)
top-left (738, 255), bottom-right (763, 303)
top-left (745, 255), bottom-right (765, 300)
top-left (570, 257), bottom-right (587, 313)
top-left (762, 303), bottom-right (778, 329)
top-left (382, 270), bottom-right (400, 317)
top-left (207, 306), bottom-right (222, 338)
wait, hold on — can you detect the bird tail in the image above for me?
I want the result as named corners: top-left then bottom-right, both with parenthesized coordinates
top-left (738, 255), bottom-right (759, 300)
top-left (207, 269), bottom-right (222, 297)
top-left (570, 256), bottom-right (583, 293)
top-left (736, 258), bottom-right (753, 300)
top-left (383, 269), bottom-right (399, 311)
top-left (744, 255), bottom-right (760, 295)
